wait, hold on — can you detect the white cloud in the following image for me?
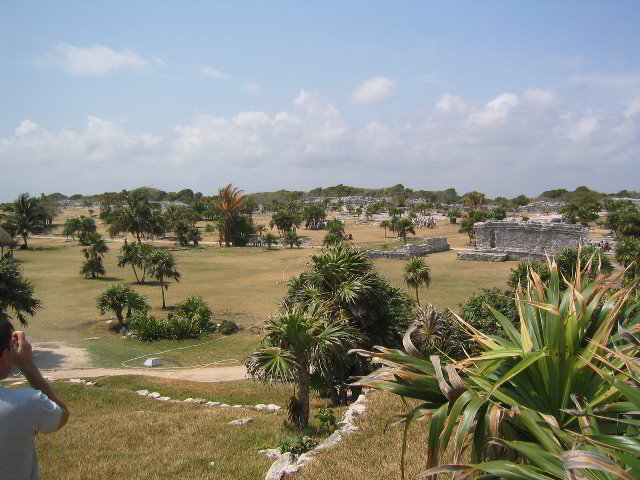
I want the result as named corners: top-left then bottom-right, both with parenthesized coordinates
top-left (38, 43), bottom-right (158, 75)
top-left (1, 88), bottom-right (639, 199)
top-left (570, 73), bottom-right (640, 89)
top-left (523, 88), bottom-right (558, 108)
top-left (243, 81), bottom-right (260, 94)
top-left (200, 65), bottom-right (226, 79)
top-left (466, 92), bottom-right (519, 127)
top-left (352, 76), bottom-right (395, 105)
top-left (15, 120), bottom-right (39, 137)
top-left (435, 93), bottom-right (467, 113)
top-left (624, 97), bottom-right (640, 119)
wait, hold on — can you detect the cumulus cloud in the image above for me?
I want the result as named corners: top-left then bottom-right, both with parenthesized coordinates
top-left (570, 73), bottom-right (640, 89)
top-left (522, 88), bottom-right (559, 108)
top-left (243, 81), bottom-right (260, 94)
top-left (37, 43), bottom-right (159, 75)
top-left (435, 93), bottom-right (467, 113)
top-left (15, 120), bottom-right (39, 137)
top-left (466, 92), bottom-right (519, 127)
top-left (352, 76), bottom-right (395, 104)
top-left (1, 88), bottom-right (639, 199)
top-left (200, 65), bottom-right (226, 79)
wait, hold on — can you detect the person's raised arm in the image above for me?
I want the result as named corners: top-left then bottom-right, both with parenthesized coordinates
top-left (12, 331), bottom-right (69, 430)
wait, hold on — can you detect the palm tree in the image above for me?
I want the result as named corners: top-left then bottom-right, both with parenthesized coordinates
top-left (2, 193), bottom-right (48, 249)
top-left (395, 218), bottom-right (416, 244)
top-left (284, 231), bottom-right (302, 249)
top-left (80, 233), bottom-right (109, 279)
top-left (105, 190), bottom-right (165, 243)
top-left (264, 233), bottom-right (278, 250)
top-left (247, 304), bottom-right (360, 429)
top-left (96, 285), bottom-right (149, 327)
top-left (0, 257), bottom-right (42, 325)
top-left (256, 224), bottom-right (267, 238)
top-left (147, 250), bottom-right (181, 308)
top-left (216, 184), bottom-right (245, 247)
top-left (379, 219), bottom-right (392, 238)
top-left (403, 256), bottom-right (431, 305)
top-left (117, 241), bottom-right (141, 283)
top-left (284, 244), bottom-right (414, 405)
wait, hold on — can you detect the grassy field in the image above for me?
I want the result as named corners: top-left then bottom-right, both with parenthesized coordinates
top-left (16, 209), bottom-right (515, 369)
top-left (35, 377), bottom-right (341, 480)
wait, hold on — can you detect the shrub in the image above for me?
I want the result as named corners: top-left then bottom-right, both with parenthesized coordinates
top-left (314, 407), bottom-right (336, 431)
top-left (129, 312), bottom-right (202, 341)
top-left (407, 305), bottom-right (469, 359)
top-left (217, 319), bottom-right (239, 335)
top-left (458, 287), bottom-right (518, 352)
top-left (276, 435), bottom-right (318, 455)
top-left (555, 245), bottom-right (613, 281)
top-left (175, 296), bottom-right (212, 331)
top-left (507, 260), bottom-right (551, 290)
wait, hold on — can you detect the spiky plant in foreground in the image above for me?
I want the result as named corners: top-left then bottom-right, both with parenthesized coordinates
top-left (354, 251), bottom-right (640, 479)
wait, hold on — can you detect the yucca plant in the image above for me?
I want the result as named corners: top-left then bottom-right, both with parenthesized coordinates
top-left (354, 251), bottom-right (639, 479)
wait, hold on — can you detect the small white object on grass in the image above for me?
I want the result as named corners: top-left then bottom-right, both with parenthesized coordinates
top-left (143, 358), bottom-right (162, 367)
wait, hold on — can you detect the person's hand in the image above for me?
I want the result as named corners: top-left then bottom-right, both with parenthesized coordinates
top-left (12, 331), bottom-right (35, 372)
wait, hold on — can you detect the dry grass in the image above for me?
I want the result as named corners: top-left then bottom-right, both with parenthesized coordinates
top-left (294, 390), bottom-right (460, 480)
top-left (36, 377), bottom-right (338, 480)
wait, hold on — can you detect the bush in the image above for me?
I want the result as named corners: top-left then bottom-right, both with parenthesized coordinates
top-left (507, 260), bottom-right (551, 290)
top-left (555, 246), bottom-right (613, 281)
top-left (128, 312), bottom-right (201, 341)
top-left (314, 407), bottom-right (337, 431)
top-left (459, 287), bottom-right (518, 353)
top-left (276, 435), bottom-right (318, 455)
top-left (175, 296), bottom-right (212, 331)
top-left (217, 319), bottom-right (239, 335)
top-left (408, 305), bottom-right (468, 360)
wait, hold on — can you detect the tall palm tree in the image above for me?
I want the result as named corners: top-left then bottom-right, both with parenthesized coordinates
top-left (284, 244), bottom-right (414, 405)
top-left (96, 284), bottom-right (149, 327)
top-left (216, 184), bottom-right (245, 247)
top-left (403, 256), bottom-right (431, 305)
top-left (80, 233), bottom-right (109, 279)
top-left (2, 193), bottom-right (48, 249)
top-left (395, 218), bottom-right (416, 244)
top-left (117, 241), bottom-right (141, 283)
top-left (379, 219), bottom-right (392, 238)
top-left (247, 304), bottom-right (360, 429)
top-left (147, 250), bottom-right (181, 308)
top-left (0, 257), bottom-right (41, 325)
top-left (105, 190), bottom-right (165, 243)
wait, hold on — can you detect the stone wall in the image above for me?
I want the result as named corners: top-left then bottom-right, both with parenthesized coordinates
top-left (366, 236), bottom-right (450, 259)
top-left (458, 220), bottom-right (588, 262)
top-left (474, 220), bottom-right (588, 254)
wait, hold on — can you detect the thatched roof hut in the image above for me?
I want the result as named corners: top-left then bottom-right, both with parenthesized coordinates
top-left (0, 226), bottom-right (17, 255)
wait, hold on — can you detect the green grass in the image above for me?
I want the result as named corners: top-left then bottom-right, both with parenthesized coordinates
top-left (16, 213), bottom-right (514, 368)
top-left (36, 378), bottom-right (338, 480)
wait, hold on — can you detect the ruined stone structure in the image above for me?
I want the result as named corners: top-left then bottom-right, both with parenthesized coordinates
top-left (457, 220), bottom-right (588, 262)
top-left (366, 236), bottom-right (450, 259)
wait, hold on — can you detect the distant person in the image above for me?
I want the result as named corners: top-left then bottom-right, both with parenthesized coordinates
top-left (0, 319), bottom-right (69, 479)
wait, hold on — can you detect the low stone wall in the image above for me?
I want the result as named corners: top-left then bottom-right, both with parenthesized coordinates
top-left (366, 236), bottom-right (450, 259)
top-left (457, 251), bottom-right (509, 262)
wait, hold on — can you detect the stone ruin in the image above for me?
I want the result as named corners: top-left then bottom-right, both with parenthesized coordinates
top-left (457, 220), bottom-right (588, 262)
top-left (366, 236), bottom-right (450, 259)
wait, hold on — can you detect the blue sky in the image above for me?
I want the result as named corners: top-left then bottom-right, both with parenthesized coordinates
top-left (1, 1), bottom-right (639, 199)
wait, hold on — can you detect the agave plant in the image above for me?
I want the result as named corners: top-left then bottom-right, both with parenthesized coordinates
top-left (354, 252), bottom-right (640, 479)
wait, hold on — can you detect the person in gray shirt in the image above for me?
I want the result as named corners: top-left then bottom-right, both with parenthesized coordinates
top-left (0, 319), bottom-right (70, 480)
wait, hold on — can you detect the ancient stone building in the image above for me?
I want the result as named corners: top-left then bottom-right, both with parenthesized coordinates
top-left (457, 220), bottom-right (588, 261)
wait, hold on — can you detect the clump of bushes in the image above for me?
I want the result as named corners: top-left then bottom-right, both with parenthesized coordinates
top-left (128, 312), bottom-right (201, 341)
top-left (128, 296), bottom-right (213, 341)
top-left (314, 407), bottom-right (337, 432)
top-left (276, 435), bottom-right (318, 455)
top-left (217, 319), bottom-right (239, 335)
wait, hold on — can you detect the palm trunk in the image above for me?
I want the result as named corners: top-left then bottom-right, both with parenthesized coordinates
top-left (384, 228), bottom-right (387, 238)
top-left (131, 264), bottom-right (140, 284)
top-left (297, 358), bottom-right (310, 429)
top-left (160, 276), bottom-right (166, 308)
top-left (415, 286), bottom-right (420, 306)
top-left (22, 233), bottom-right (28, 249)
top-left (116, 308), bottom-right (124, 326)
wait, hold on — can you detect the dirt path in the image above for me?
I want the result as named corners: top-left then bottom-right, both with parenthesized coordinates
top-left (41, 365), bottom-right (247, 382)
top-left (27, 342), bottom-right (247, 383)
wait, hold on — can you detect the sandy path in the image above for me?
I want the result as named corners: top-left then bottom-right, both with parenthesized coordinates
top-left (26, 342), bottom-right (247, 383)
top-left (41, 365), bottom-right (248, 382)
